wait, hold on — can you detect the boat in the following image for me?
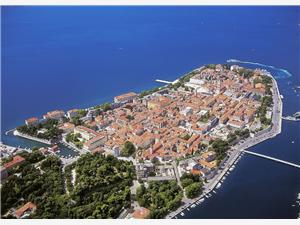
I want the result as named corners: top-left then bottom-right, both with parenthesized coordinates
top-left (213, 190), bottom-right (217, 194)
top-left (292, 141), bottom-right (295, 144)
top-left (216, 183), bottom-right (222, 189)
top-left (191, 204), bottom-right (196, 208)
top-left (180, 212), bottom-right (185, 216)
top-left (187, 207), bottom-right (190, 211)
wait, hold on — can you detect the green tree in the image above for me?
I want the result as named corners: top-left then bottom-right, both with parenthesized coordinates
top-left (121, 141), bottom-right (136, 157)
top-left (185, 182), bottom-right (202, 199)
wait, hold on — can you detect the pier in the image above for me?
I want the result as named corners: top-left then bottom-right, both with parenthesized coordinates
top-left (241, 150), bottom-right (300, 169)
top-left (155, 79), bottom-right (179, 85)
top-left (155, 79), bottom-right (172, 84)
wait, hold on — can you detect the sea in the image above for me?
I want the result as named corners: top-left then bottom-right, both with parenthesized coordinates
top-left (1, 6), bottom-right (300, 218)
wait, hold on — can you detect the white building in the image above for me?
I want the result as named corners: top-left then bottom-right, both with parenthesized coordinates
top-left (181, 107), bottom-right (193, 116)
top-left (67, 109), bottom-right (79, 119)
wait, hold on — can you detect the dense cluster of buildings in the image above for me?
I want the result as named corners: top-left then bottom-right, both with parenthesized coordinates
top-left (19, 64), bottom-right (268, 178)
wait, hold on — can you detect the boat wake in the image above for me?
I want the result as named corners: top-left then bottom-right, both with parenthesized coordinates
top-left (227, 59), bottom-right (292, 79)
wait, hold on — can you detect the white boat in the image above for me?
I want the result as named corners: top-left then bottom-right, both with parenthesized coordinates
top-left (216, 183), bottom-right (222, 189)
top-left (187, 207), bottom-right (190, 211)
top-left (191, 204), bottom-right (196, 208)
top-left (180, 212), bottom-right (185, 216)
top-left (213, 190), bottom-right (217, 194)
top-left (292, 141), bottom-right (295, 144)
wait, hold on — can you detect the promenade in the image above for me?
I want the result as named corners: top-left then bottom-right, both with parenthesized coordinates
top-left (13, 130), bottom-right (52, 145)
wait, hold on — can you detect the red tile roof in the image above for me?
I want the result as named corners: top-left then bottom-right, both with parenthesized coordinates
top-left (132, 207), bottom-right (150, 219)
top-left (4, 155), bottom-right (25, 170)
top-left (15, 202), bottom-right (37, 218)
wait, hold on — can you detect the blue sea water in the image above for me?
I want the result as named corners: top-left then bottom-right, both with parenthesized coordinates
top-left (1, 6), bottom-right (300, 218)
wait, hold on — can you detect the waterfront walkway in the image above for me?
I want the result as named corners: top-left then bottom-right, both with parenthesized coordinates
top-left (241, 150), bottom-right (300, 169)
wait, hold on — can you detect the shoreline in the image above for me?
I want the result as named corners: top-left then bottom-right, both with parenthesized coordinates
top-left (165, 69), bottom-right (283, 219)
top-left (13, 130), bottom-right (52, 145)
top-left (3, 64), bottom-right (284, 219)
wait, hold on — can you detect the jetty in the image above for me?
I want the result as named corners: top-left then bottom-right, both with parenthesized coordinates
top-left (241, 150), bottom-right (300, 169)
top-left (156, 79), bottom-right (179, 85)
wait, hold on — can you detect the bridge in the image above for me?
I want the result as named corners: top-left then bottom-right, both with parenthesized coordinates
top-left (241, 150), bottom-right (300, 169)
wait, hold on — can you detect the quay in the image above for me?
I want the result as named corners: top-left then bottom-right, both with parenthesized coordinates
top-left (241, 150), bottom-right (300, 169)
top-left (13, 130), bottom-right (52, 145)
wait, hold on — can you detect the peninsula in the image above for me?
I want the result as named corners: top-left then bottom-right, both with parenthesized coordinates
top-left (1, 63), bottom-right (283, 219)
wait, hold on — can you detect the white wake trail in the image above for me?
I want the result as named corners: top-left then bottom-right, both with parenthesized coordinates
top-left (227, 59), bottom-right (293, 79)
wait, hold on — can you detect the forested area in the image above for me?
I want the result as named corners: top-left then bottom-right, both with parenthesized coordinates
top-left (136, 180), bottom-right (183, 218)
top-left (1, 152), bottom-right (135, 219)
